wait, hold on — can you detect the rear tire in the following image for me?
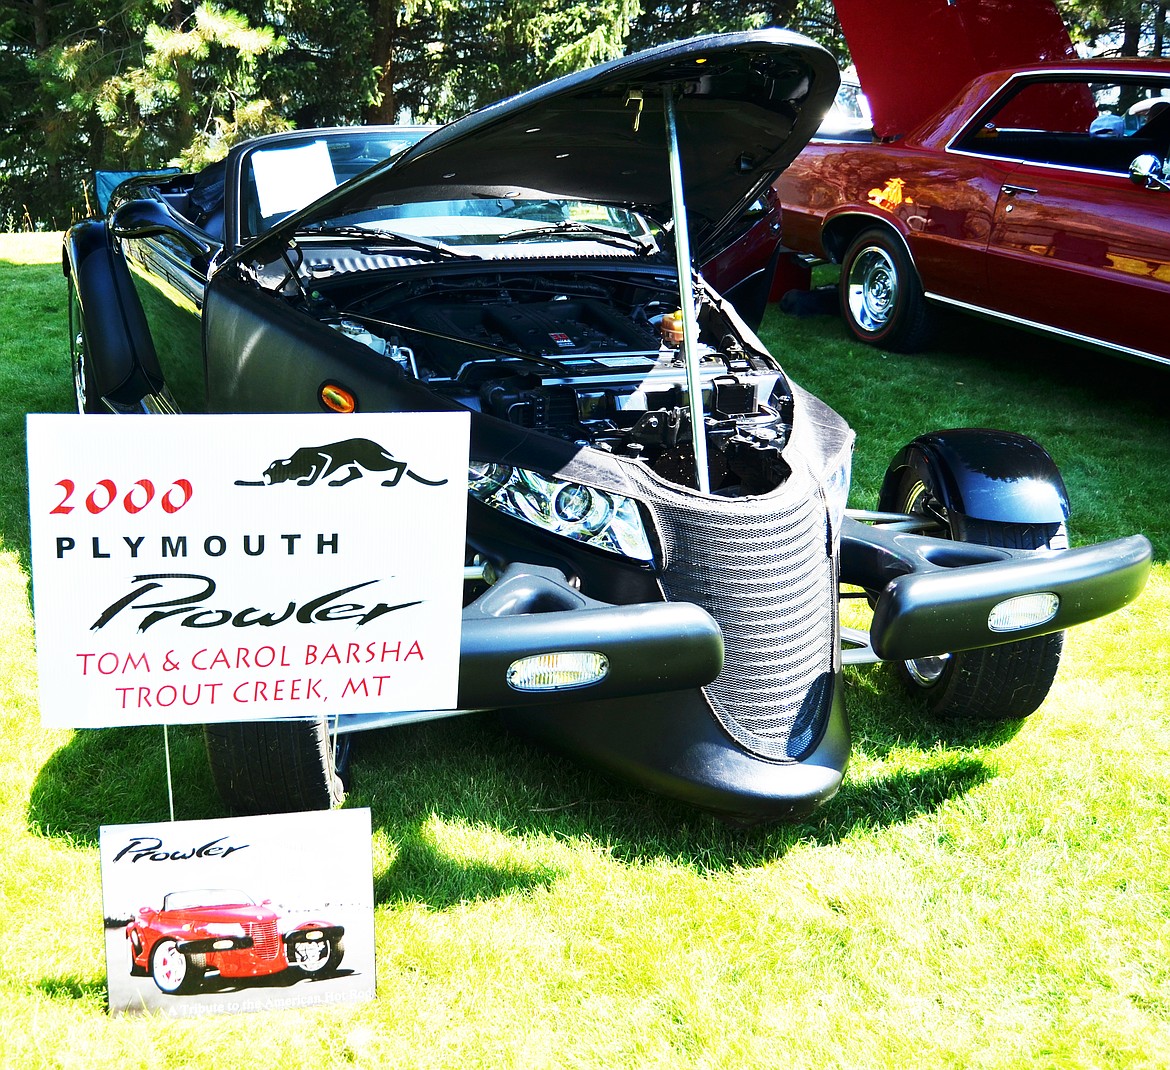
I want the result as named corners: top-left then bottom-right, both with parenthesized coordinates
top-left (839, 227), bottom-right (933, 351)
top-left (69, 279), bottom-right (104, 414)
top-left (291, 935), bottom-right (345, 977)
top-left (204, 717), bottom-right (350, 814)
top-left (884, 469), bottom-right (1065, 721)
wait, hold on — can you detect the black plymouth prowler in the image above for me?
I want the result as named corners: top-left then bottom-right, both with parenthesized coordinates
top-left (64, 30), bottom-right (1150, 820)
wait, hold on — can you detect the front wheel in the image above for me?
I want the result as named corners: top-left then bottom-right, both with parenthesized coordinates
top-left (883, 469), bottom-right (1065, 722)
top-left (204, 717), bottom-right (350, 814)
top-left (150, 939), bottom-right (204, 995)
top-left (839, 227), bottom-right (933, 351)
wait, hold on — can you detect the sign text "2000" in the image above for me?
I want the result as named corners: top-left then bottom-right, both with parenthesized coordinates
top-left (50, 478), bottom-right (193, 516)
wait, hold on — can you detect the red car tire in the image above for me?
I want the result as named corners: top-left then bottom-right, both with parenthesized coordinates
top-left (839, 227), bottom-right (933, 352)
top-left (290, 934), bottom-right (345, 977)
top-left (150, 938), bottom-right (204, 996)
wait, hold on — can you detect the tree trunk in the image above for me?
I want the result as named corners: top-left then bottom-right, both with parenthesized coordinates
top-left (1121, 17), bottom-right (1140, 56)
top-left (365, 0), bottom-right (399, 124)
top-left (171, 0), bottom-right (195, 144)
top-left (31, 0), bottom-right (50, 49)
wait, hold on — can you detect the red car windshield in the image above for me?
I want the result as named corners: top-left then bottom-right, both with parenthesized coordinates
top-left (161, 888), bottom-right (254, 911)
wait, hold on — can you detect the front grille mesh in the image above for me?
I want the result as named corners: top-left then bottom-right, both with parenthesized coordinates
top-left (624, 465), bottom-right (836, 762)
top-left (248, 918), bottom-right (281, 960)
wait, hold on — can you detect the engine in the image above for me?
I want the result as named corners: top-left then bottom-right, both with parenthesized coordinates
top-left (321, 272), bottom-right (795, 495)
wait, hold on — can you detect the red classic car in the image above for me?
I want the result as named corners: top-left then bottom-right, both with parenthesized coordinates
top-left (126, 888), bottom-right (344, 995)
top-left (775, 0), bottom-right (1170, 365)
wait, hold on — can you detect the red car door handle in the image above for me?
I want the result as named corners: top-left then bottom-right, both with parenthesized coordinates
top-left (1001, 184), bottom-right (1039, 196)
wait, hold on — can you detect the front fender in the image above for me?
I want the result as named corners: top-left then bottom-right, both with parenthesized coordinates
top-left (880, 428), bottom-right (1070, 525)
top-left (284, 924), bottom-right (344, 946)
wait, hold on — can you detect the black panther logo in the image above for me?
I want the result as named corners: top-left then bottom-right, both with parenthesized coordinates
top-left (235, 438), bottom-right (449, 488)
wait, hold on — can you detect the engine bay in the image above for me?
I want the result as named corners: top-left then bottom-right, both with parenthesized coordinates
top-left (305, 267), bottom-right (796, 494)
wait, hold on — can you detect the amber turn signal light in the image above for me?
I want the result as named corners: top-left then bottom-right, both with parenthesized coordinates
top-left (320, 383), bottom-right (356, 412)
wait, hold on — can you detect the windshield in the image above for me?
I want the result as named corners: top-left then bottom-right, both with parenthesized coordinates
top-left (240, 128), bottom-right (432, 239)
top-left (302, 198), bottom-right (660, 254)
top-left (161, 888), bottom-right (255, 911)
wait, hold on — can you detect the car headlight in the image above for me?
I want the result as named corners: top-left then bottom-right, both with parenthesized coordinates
top-left (469, 463), bottom-right (654, 563)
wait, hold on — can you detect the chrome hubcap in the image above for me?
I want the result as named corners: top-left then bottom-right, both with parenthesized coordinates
top-left (904, 653), bottom-right (951, 687)
top-left (846, 246), bottom-right (897, 332)
top-left (72, 331), bottom-right (87, 413)
top-left (155, 943), bottom-right (186, 989)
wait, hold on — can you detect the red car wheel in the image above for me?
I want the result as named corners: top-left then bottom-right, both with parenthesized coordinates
top-left (150, 939), bottom-right (204, 995)
top-left (290, 934), bottom-right (345, 976)
top-left (840, 227), bottom-right (933, 352)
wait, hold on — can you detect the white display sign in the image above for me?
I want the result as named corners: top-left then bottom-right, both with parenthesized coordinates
top-left (100, 809), bottom-right (375, 1017)
top-left (28, 412), bottom-right (469, 728)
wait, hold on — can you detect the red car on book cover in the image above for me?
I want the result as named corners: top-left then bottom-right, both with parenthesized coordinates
top-left (126, 888), bottom-right (344, 995)
top-left (776, 0), bottom-right (1170, 365)
top-left (65, 30), bottom-right (1151, 822)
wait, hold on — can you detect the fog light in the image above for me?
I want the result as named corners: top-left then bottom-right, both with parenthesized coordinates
top-left (211, 939), bottom-right (235, 951)
top-left (507, 651), bottom-right (609, 691)
top-left (988, 593), bottom-right (1059, 632)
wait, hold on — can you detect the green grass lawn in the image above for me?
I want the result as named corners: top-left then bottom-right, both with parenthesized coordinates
top-left (1, 231), bottom-right (1168, 1068)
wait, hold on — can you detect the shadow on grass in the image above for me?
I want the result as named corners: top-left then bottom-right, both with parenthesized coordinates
top-left (27, 724), bottom-right (224, 844)
top-left (374, 821), bottom-right (560, 908)
top-left (28, 699), bottom-right (999, 908)
top-left (35, 976), bottom-right (107, 1004)
top-left (348, 711), bottom-right (1000, 892)
top-left (358, 722), bottom-right (995, 904)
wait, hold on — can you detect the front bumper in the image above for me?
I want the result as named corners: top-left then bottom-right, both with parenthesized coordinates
top-left (331, 517), bottom-right (1149, 820)
top-left (458, 558), bottom-right (849, 821)
top-left (178, 935), bottom-right (254, 955)
top-left (340, 552), bottom-right (844, 821)
top-left (504, 671), bottom-right (850, 822)
top-left (841, 519), bottom-right (1152, 660)
top-left (456, 563), bottom-right (725, 708)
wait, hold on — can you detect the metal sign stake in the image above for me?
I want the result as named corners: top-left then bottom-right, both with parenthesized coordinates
top-left (163, 725), bottom-right (176, 822)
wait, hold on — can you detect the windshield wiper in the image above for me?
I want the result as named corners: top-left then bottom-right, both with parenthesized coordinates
top-left (298, 223), bottom-right (477, 259)
top-left (496, 220), bottom-right (657, 256)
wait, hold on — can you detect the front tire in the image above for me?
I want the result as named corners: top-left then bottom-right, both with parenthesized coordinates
top-left (150, 939), bottom-right (204, 995)
top-left (204, 717), bottom-right (350, 815)
top-left (290, 935), bottom-right (345, 977)
top-left (883, 469), bottom-right (1065, 721)
top-left (839, 227), bottom-right (933, 351)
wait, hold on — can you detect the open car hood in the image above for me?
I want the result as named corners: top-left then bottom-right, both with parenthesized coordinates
top-left (834, 0), bottom-right (1077, 139)
top-left (251, 30), bottom-right (838, 262)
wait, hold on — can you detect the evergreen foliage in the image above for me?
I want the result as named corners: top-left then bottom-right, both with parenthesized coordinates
top-left (5, 1), bottom-right (1158, 229)
top-left (0, 0), bottom-right (845, 227)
